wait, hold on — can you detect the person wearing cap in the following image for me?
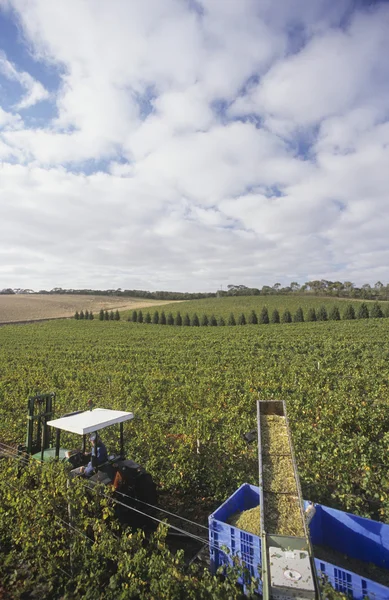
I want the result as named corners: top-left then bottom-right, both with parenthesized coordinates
top-left (80, 432), bottom-right (108, 477)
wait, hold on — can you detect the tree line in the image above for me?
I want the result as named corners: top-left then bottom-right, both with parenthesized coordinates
top-left (120, 302), bottom-right (388, 326)
top-left (4, 279), bottom-right (389, 300)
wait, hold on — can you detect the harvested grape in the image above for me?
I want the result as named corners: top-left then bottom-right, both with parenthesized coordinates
top-left (228, 506), bottom-right (261, 536)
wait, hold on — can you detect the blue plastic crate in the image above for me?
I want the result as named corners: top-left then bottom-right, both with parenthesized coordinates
top-left (305, 501), bottom-right (389, 600)
top-left (209, 483), bottom-right (262, 592)
top-left (315, 559), bottom-right (389, 600)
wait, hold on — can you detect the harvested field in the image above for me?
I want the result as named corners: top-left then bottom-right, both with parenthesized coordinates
top-left (0, 294), bottom-right (182, 324)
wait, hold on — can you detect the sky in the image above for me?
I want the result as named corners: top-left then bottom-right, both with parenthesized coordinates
top-left (0, 0), bottom-right (389, 292)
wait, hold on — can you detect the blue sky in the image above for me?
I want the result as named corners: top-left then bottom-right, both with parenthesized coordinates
top-left (0, 0), bottom-right (389, 291)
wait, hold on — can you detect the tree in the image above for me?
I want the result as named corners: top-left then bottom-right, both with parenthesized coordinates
top-left (259, 307), bottom-right (269, 324)
top-left (85, 309), bottom-right (89, 320)
top-left (99, 309), bottom-right (104, 321)
top-left (209, 314), bottom-right (218, 326)
top-left (89, 311), bottom-right (94, 320)
top-left (79, 310), bottom-right (85, 320)
top-left (228, 313), bottom-right (236, 326)
top-left (132, 310), bottom-right (138, 323)
top-left (145, 312), bottom-right (151, 324)
top-left (357, 303), bottom-right (369, 319)
top-left (152, 311), bottom-right (159, 324)
top-left (290, 282), bottom-right (300, 292)
top-left (109, 311), bottom-right (115, 320)
top-left (306, 308), bottom-right (316, 322)
top-left (370, 302), bottom-right (383, 318)
top-left (329, 306), bottom-right (340, 321)
top-left (374, 281), bottom-right (384, 298)
top-left (238, 313), bottom-right (246, 325)
top-left (136, 310), bottom-right (142, 323)
top-left (191, 313), bottom-right (199, 326)
top-left (104, 310), bottom-right (109, 321)
top-left (317, 306), bottom-right (328, 321)
top-left (74, 311), bottom-right (79, 320)
top-left (248, 310), bottom-right (258, 325)
top-left (306, 280), bottom-right (322, 294)
top-left (293, 307), bottom-right (304, 322)
top-left (174, 312), bottom-right (182, 326)
top-left (201, 314), bottom-right (209, 326)
top-left (167, 312), bottom-right (174, 325)
top-left (261, 285), bottom-right (273, 295)
top-left (271, 309), bottom-right (280, 324)
top-left (384, 304), bottom-right (389, 318)
top-left (332, 281), bottom-right (344, 296)
top-left (361, 284), bottom-right (372, 300)
top-left (281, 309), bottom-right (292, 323)
top-left (343, 304), bottom-right (355, 320)
top-left (160, 311), bottom-right (167, 325)
top-left (218, 316), bottom-right (225, 326)
top-left (183, 313), bottom-right (191, 326)
top-left (343, 281), bottom-right (354, 294)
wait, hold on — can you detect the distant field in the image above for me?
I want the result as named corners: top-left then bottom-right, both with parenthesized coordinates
top-left (140, 294), bottom-right (389, 321)
top-left (0, 294), bottom-right (181, 324)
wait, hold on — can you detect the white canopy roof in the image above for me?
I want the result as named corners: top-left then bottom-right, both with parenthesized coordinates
top-left (47, 408), bottom-right (134, 435)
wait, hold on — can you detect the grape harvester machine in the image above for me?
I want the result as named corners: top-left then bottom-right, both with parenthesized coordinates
top-left (19, 393), bottom-right (157, 523)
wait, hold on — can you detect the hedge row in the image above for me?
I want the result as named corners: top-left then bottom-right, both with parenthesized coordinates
top-left (127, 302), bottom-right (388, 326)
top-left (74, 309), bottom-right (119, 320)
top-left (74, 310), bottom-right (94, 320)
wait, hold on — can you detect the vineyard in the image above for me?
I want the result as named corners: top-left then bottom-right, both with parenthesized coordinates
top-left (125, 294), bottom-right (389, 322)
top-left (0, 308), bottom-right (389, 597)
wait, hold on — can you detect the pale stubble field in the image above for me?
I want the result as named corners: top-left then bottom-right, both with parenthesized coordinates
top-left (0, 294), bottom-right (181, 324)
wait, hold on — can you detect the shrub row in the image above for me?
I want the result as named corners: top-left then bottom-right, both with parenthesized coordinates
top-left (74, 310), bottom-right (94, 320)
top-left (127, 303), bottom-right (388, 326)
top-left (74, 309), bottom-right (120, 320)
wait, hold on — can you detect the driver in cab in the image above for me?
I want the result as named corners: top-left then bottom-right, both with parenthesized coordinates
top-left (70, 432), bottom-right (108, 476)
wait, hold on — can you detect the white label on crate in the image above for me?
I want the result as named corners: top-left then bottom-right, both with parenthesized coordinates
top-left (285, 550), bottom-right (295, 559)
top-left (284, 569), bottom-right (302, 582)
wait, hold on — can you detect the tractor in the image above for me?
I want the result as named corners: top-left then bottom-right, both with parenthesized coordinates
top-left (19, 393), bottom-right (158, 527)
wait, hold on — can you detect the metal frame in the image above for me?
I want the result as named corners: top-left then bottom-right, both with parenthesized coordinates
top-left (25, 393), bottom-right (56, 458)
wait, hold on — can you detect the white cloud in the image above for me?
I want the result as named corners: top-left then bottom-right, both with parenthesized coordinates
top-left (0, 51), bottom-right (49, 108)
top-left (0, 0), bottom-right (389, 289)
top-left (0, 105), bottom-right (21, 128)
top-left (229, 5), bottom-right (389, 132)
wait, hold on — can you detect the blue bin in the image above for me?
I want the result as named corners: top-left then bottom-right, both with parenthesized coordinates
top-left (305, 501), bottom-right (389, 600)
top-left (209, 483), bottom-right (262, 592)
top-left (209, 487), bottom-right (389, 599)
